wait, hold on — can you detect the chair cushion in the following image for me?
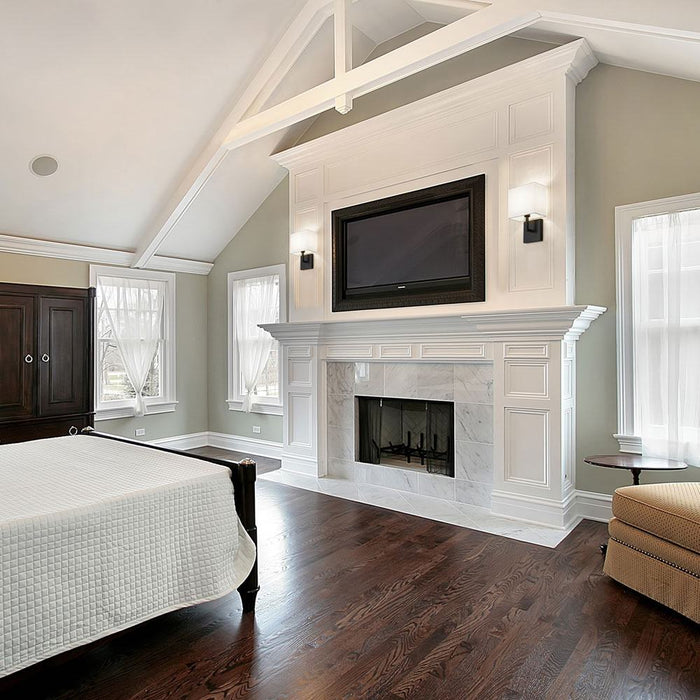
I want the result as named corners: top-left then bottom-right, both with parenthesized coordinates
top-left (612, 482), bottom-right (700, 554)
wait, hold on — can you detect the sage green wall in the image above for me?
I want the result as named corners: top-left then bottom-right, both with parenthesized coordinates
top-left (206, 177), bottom-right (289, 442)
top-left (575, 64), bottom-right (700, 493)
top-left (0, 251), bottom-right (208, 442)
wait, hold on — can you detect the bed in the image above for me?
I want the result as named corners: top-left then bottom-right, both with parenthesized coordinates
top-left (0, 430), bottom-right (259, 678)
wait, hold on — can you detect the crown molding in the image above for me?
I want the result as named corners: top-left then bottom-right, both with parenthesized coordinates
top-left (0, 233), bottom-right (213, 275)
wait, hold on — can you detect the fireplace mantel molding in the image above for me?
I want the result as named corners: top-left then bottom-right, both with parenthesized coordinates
top-left (263, 305), bottom-right (605, 529)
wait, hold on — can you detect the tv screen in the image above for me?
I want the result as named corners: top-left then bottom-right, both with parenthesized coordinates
top-left (332, 175), bottom-right (485, 312)
top-left (345, 197), bottom-right (470, 290)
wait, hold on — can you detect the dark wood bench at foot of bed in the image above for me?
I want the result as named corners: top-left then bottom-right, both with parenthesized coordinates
top-left (81, 427), bottom-right (259, 613)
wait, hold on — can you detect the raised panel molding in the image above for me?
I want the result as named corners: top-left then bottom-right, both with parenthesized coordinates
top-left (379, 344), bottom-right (412, 359)
top-left (504, 408), bottom-right (550, 487)
top-left (294, 168), bottom-right (321, 204)
top-left (504, 360), bottom-right (549, 398)
top-left (504, 343), bottom-right (549, 359)
top-left (289, 359), bottom-right (312, 386)
top-left (326, 344), bottom-right (374, 360)
top-left (420, 343), bottom-right (487, 360)
top-left (288, 393), bottom-right (313, 448)
top-left (287, 345), bottom-right (312, 358)
top-left (508, 93), bottom-right (554, 144)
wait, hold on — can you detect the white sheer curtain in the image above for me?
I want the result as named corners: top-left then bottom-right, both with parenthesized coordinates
top-left (234, 275), bottom-right (279, 412)
top-left (98, 276), bottom-right (166, 416)
top-left (632, 210), bottom-right (700, 465)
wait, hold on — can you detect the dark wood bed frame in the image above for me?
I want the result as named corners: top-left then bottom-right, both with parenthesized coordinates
top-left (81, 427), bottom-right (259, 613)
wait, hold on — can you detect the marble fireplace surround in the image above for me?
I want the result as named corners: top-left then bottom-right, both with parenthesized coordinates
top-left (327, 362), bottom-right (492, 505)
top-left (263, 305), bottom-right (605, 531)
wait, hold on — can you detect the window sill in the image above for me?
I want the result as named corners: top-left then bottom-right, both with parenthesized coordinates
top-left (613, 434), bottom-right (642, 454)
top-left (226, 399), bottom-right (283, 416)
top-left (95, 401), bottom-right (178, 421)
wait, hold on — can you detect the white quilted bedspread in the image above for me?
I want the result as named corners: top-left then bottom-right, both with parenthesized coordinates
top-left (0, 435), bottom-right (256, 677)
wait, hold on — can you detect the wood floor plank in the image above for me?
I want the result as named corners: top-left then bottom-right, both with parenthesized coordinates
top-left (1, 480), bottom-right (698, 700)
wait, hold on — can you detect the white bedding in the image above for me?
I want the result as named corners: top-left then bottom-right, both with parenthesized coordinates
top-left (0, 435), bottom-right (256, 678)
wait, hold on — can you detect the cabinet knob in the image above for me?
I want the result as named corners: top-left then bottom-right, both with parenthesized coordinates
top-left (41, 354), bottom-right (50, 363)
top-left (24, 354), bottom-right (33, 363)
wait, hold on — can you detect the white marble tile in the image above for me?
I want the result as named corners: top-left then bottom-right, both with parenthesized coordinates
top-left (327, 362), bottom-right (355, 395)
top-left (455, 440), bottom-right (493, 482)
top-left (327, 426), bottom-right (355, 461)
top-left (366, 464), bottom-right (420, 493)
top-left (455, 479), bottom-right (492, 508)
top-left (455, 403), bottom-right (494, 444)
top-left (258, 469), bottom-right (572, 548)
top-left (327, 458), bottom-right (355, 479)
top-left (418, 472), bottom-right (456, 500)
top-left (454, 364), bottom-right (494, 404)
top-left (354, 362), bottom-right (384, 396)
top-left (384, 363), bottom-right (418, 399)
top-left (327, 394), bottom-right (354, 429)
top-left (416, 363), bottom-right (454, 400)
top-left (317, 478), bottom-right (359, 500)
top-left (357, 483), bottom-right (413, 511)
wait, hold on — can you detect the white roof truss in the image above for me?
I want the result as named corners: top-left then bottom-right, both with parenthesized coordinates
top-left (133, 0), bottom-right (700, 269)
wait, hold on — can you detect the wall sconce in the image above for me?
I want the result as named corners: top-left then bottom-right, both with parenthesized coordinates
top-left (508, 182), bottom-right (548, 244)
top-left (290, 230), bottom-right (317, 270)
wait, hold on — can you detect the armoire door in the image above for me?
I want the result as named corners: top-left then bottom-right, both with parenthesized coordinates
top-left (38, 296), bottom-right (88, 417)
top-left (0, 295), bottom-right (35, 419)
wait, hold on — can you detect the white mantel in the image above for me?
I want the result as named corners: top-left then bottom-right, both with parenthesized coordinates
top-left (264, 305), bottom-right (605, 529)
top-left (265, 40), bottom-right (605, 529)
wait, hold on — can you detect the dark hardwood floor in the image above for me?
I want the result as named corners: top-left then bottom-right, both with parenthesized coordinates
top-left (1, 481), bottom-right (697, 699)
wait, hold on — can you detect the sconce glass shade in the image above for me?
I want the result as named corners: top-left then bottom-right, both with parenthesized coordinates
top-left (290, 229), bottom-right (317, 255)
top-left (507, 182), bottom-right (548, 222)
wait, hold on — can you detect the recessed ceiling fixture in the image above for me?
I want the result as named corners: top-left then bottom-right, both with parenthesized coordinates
top-left (30, 155), bottom-right (59, 177)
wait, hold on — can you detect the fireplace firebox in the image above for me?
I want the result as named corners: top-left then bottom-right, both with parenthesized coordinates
top-left (357, 396), bottom-right (454, 477)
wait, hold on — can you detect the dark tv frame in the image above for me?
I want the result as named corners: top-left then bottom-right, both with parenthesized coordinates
top-left (331, 175), bottom-right (485, 312)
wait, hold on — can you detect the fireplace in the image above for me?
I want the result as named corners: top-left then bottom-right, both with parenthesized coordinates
top-left (357, 396), bottom-right (454, 477)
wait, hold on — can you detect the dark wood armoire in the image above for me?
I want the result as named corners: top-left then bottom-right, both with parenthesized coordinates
top-left (0, 282), bottom-right (95, 444)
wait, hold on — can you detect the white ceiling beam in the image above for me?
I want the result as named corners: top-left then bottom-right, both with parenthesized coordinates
top-left (334, 0), bottom-right (354, 114)
top-left (223, 1), bottom-right (541, 151)
top-left (132, 0), bottom-right (335, 269)
top-left (410, 0), bottom-right (492, 10)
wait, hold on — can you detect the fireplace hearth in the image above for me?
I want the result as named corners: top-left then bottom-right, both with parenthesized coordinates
top-left (357, 396), bottom-right (455, 477)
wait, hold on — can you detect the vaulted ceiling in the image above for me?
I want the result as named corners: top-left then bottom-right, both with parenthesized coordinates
top-left (2, 1), bottom-right (700, 272)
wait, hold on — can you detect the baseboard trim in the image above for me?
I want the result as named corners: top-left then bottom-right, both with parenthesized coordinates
top-left (281, 454), bottom-right (319, 476)
top-left (149, 431), bottom-right (209, 450)
top-left (575, 490), bottom-right (613, 523)
top-left (207, 432), bottom-right (283, 459)
top-left (490, 489), bottom-right (578, 529)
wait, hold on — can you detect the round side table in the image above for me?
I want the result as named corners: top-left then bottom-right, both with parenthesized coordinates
top-left (584, 454), bottom-right (688, 486)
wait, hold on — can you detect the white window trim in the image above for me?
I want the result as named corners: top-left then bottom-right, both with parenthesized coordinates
top-left (227, 264), bottom-right (286, 415)
top-left (90, 265), bottom-right (177, 420)
top-left (614, 191), bottom-right (700, 453)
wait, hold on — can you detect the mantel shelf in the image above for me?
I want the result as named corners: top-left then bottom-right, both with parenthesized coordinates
top-left (261, 305), bottom-right (606, 345)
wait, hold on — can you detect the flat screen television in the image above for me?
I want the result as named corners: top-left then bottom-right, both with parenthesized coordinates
top-left (331, 175), bottom-right (485, 312)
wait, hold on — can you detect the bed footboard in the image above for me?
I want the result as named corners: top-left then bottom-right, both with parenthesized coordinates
top-left (81, 428), bottom-right (258, 613)
top-left (232, 458), bottom-right (259, 612)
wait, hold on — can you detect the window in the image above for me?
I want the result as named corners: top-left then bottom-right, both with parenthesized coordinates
top-left (227, 264), bottom-right (286, 415)
top-left (615, 193), bottom-right (700, 464)
top-left (90, 266), bottom-right (176, 420)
